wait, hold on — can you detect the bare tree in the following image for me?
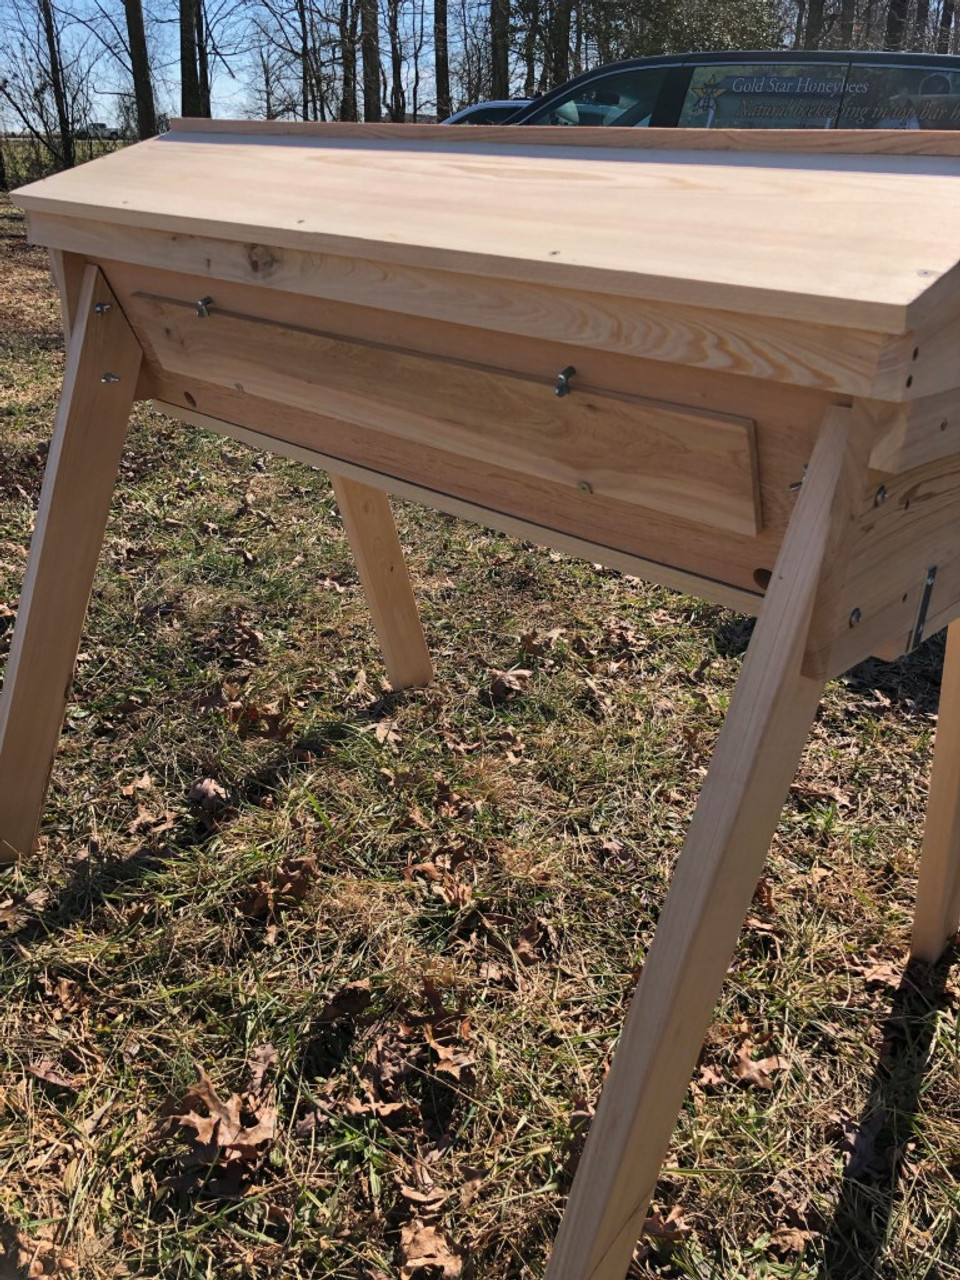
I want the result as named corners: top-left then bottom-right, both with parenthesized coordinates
top-left (385, 0), bottom-right (405, 118)
top-left (803, 0), bottom-right (825, 45)
top-left (340, 0), bottom-right (358, 119)
top-left (122, 0), bottom-right (157, 136)
top-left (360, 0), bottom-right (379, 119)
top-left (39, 0), bottom-right (76, 165)
top-left (435, 0), bottom-right (450, 119)
top-left (939, 0), bottom-right (956, 52)
top-left (0, 0), bottom-right (93, 171)
top-left (180, 0), bottom-right (203, 114)
top-left (883, 0), bottom-right (910, 48)
top-left (838, 0), bottom-right (855, 45)
top-left (490, 0), bottom-right (508, 97)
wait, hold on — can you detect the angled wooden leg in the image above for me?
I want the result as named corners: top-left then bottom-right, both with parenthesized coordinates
top-left (330, 473), bottom-right (433, 690)
top-left (911, 619), bottom-right (960, 962)
top-left (0, 266), bottom-right (141, 864)
top-left (47, 248), bottom-right (86, 347)
top-left (546, 405), bottom-right (873, 1280)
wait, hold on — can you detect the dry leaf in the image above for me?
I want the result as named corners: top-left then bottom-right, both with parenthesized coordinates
top-left (398, 1183), bottom-right (450, 1212)
top-left (769, 1224), bottom-right (817, 1254)
top-left (399, 1220), bottom-right (462, 1279)
top-left (697, 1063), bottom-right (725, 1088)
top-left (344, 1096), bottom-right (419, 1125)
top-left (244, 1043), bottom-right (278, 1097)
top-left (488, 668), bottom-right (532, 704)
top-left (239, 855), bottom-right (317, 921)
top-left (643, 1205), bottom-right (691, 1243)
top-left (28, 1058), bottom-right (82, 1090)
top-left (850, 948), bottom-right (902, 988)
top-left (734, 1049), bottom-right (788, 1089)
top-left (158, 1064), bottom-right (277, 1177)
top-left (424, 1027), bottom-right (476, 1082)
top-left (121, 771), bottom-right (154, 797)
top-left (316, 979), bottom-right (372, 1024)
top-left (188, 777), bottom-right (229, 814)
top-left (127, 805), bottom-right (176, 836)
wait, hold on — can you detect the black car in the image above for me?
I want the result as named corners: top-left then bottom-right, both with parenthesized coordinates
top-left (443, 100), bottom-right (534, 124)
top-left (507, 49), bottom-right (960, 130)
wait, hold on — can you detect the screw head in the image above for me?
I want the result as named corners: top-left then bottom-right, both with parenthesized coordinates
top-left (100, 373), bottom-right (120, 384)
top-left (93, 302), bottom-right (112, 315)
top-left (849, 608), bottom-right (862, 628)
top-left (874, 485), bottom-right (887, 506)
top-left (577, 479), bottom-right (594, 495)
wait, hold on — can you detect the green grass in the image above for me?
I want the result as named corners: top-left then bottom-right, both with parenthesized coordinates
top-left (1, 191), bottom-right (959, 1279)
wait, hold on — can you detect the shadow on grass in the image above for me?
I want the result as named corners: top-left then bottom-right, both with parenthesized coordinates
top-left (710, 613), bottom-right (946, 716)
top-left (818, 945), bottom-right (959, 1280)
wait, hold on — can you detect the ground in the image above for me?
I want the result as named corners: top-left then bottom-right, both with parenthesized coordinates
top-left (0, 188), bottom-right (958, 1280)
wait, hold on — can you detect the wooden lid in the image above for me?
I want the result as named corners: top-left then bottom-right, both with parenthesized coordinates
top-left (15, 121), bottom-right (960, 334)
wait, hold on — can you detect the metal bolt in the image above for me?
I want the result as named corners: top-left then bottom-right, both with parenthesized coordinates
top-left (555, 365), bottom-right (576, 397)
top-left (925, 567), bottom-right (937, 588)
top-left (100, 373), bottom-right (120, 384)
top-left (93, 302), bottom-right (112, 315)
top-left (874, 485), bottom-right (887, 506)
top-left (196, 296), bottom-right (214, 318)
top-left (849, 608), bottom-right (862, 628)
top-left (577, 479), bottom-right (594, 495)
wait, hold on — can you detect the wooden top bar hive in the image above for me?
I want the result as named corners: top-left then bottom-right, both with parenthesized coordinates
top-left (9, 121), bottom-right (960, 1279)
top-left (14, 120), bottom-right (960, 672)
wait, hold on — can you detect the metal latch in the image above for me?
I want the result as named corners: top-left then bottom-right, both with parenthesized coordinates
top-left (908, 565), bottom-right (938, 651)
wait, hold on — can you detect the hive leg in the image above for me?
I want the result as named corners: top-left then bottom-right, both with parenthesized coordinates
top-left (911, 619), bottom-right (960, 962)
top-left (546, 405), bottom-right (872, 1280)
top-left (331, 474), bottom-right (433, 690)
top-left (0, 266), bottom-right (141, 863)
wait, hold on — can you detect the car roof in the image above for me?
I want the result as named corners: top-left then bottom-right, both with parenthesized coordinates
top-left (509, 48), bottom-right (960, 120)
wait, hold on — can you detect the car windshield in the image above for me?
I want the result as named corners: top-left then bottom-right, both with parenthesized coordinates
top-left (520, 66), bottom-right (669, 127)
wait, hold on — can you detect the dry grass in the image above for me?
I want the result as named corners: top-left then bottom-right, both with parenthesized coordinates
top-left (1, 190), bottom-right (959, 1279)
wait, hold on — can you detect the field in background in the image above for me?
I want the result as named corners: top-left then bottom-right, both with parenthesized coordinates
top-left (1, 192), bottom-right (959, 1279)
top-left (1, 137), bottom-right (124, 189)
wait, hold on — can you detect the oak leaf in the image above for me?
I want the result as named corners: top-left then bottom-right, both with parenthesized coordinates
top-left (399, 1221), bottom-right (462, 1279)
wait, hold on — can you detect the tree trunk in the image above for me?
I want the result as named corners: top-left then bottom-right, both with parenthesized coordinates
top-left (340, 0), bottom-right (358, 119)
top-left (386, 0), bottom-right (404, 120)
top-left (0, 143), bottom-right (7, 192)
top-left (793, 0), bottom-right (806, 48)
top-left (196, 0), bottom-right (211, 116)
top-left (938, 0), bottom-right (956, 52)
top-left (38, 0), bottom-right (74, 168)
top-left (839, 0), bottom-right (855, 45)
top-left (547, 0), bottom-right (573, 88)
top-left (123, 0), bottom-right (157, 138)
top-left (295, 0), bottom-right (310, 119)
top-left (803, 0), bottom-right (825, 47)
top-left (490, 0), bottom-right (509, 98)
top-left (361, 0), bottom-right (380, 121)
top-left (522, 0), bottom-right (538, 97)
top-left (434, 0), bottom-right (450, 120)
top-left (883, 0), bottom-right (909, 48)
top-left (914, 0), bottom-right (931, 46)
top-left (179, 0), bottom-right (202, 116)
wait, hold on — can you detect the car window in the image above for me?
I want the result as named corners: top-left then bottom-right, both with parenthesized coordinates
top-left (520, 66), bottom-right (670, 127)
top-left (678, 62), bottom-right (848, 129)
top-left (838, 64), bottom-right (960, 128)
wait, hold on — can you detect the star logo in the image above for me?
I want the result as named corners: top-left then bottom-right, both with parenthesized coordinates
top-left (692, 75), bottom-right (725, 115)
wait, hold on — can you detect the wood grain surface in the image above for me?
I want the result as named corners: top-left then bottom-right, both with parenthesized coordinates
top-left (15, 126), bottom-right (960, 332)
